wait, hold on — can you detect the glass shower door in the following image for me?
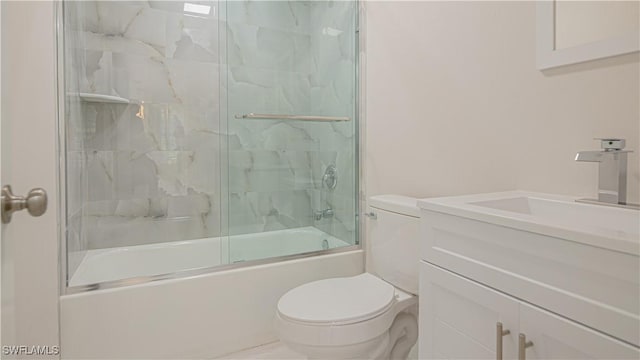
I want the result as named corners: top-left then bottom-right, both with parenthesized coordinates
top-left (59, 0), bottom-right (359, 292)
top-left (61, 1), bottom-right (227, 289)
top-left (223, 1), bottom-right (359, 263)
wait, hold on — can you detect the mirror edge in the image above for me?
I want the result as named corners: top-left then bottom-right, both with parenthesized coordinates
top-left (536, 0), bottom-right (640, 70)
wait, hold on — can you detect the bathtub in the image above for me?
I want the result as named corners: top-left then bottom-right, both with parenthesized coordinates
top-left (69, 226), bottom-right (350, 287)
top-left (60, 227), bottom-right (363, 359)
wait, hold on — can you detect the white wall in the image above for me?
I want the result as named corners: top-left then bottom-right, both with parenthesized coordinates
top-left (1, 1), bottom-right (60, 355)
top-left (555, 1), bottom-right (639, 49)
top-left (364, 1), bottom-right (639, 203)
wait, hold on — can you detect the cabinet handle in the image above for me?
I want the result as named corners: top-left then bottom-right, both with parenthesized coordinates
top-left (518, 333), bottom-right (534, 360)
top-left (496, 322), bottom-right (510, 360)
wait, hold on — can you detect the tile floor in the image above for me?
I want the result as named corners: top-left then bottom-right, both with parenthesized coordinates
top-left (217, 342), bottom-right (304, 359)
top-left (217, 341), bottom-right (419, 359)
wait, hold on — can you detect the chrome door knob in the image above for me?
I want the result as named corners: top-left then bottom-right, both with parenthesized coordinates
top-left (1, 185), bottom-right (48, 224)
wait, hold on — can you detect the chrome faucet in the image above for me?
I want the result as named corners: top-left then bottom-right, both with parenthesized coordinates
top-left (314, 208), bottom-right (334, 221)
top-left (575, 138), bottom-right (635, 207)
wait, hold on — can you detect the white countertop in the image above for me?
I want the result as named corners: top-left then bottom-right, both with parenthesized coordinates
top-left (418, 191), bottom-right (640, 256)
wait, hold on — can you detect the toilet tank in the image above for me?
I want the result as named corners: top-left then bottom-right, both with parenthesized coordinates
top-left (368, 195), bottom-right (420, 295)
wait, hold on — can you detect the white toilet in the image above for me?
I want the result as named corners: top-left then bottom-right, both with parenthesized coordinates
top-left (275, 195), bottom-right (420, 359)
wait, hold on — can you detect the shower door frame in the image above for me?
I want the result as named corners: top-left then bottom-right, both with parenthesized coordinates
top-left (56, 1), bottom-right (365, 295)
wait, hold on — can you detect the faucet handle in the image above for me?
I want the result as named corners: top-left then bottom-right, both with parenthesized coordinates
top-left (594, 138), bottom-right (626, 151)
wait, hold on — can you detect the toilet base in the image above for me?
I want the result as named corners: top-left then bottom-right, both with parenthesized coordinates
top-left (283, 333), bottom-right (389, 360)
top-left (280, 310), bottom-right (418, 360)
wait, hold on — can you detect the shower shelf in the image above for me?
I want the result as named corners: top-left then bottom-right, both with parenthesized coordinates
top-left (235, 113), bottom-right (350, 122)
top-left (70, 92), bottom-right (131, 105)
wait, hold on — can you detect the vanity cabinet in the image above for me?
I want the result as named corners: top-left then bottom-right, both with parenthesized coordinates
top-left (419, 262), bottom-right (640, 360)
top-left (420, 208), bottom-right (639, 346)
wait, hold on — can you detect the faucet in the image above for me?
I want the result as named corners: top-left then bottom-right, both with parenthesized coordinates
top-left (575, 138), bottom-right (634, 207)
top-left (314, 208), bottom-right (334, 221)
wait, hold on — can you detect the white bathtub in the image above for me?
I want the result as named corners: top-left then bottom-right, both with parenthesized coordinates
top-left (60, 227), bottom-right (362, 359)
top-left (69, 226), bottom-right (350, 287)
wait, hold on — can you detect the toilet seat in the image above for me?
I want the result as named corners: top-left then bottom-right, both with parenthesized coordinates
top-left (277, 273), bottom-right (396, 326)
top-left (275, 273), bottom-right (417, 349)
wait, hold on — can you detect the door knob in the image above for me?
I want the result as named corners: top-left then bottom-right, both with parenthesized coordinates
top-left (1, 185), bottom-right (47, 224)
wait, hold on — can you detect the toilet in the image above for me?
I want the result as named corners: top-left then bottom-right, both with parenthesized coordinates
top-left (275, 195), bottom-right (420, 359)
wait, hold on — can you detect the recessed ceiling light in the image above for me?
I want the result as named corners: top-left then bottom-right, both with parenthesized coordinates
top-left (184, 3), bottom-right (211, 15)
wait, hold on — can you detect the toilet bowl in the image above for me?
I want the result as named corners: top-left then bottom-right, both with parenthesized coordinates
top-left (275, 195), bottom-right (420, 359)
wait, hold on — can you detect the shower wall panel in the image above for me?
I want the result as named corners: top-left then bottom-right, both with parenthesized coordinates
top-left (65, 1), bottom-right (222, 253)
top-left (62, 0), bottom-right (359, 285)
top-left (224, 1), bottom-right (358, 244)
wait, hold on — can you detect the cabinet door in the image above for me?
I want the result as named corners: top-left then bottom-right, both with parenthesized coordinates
top-left (420, 262), bottom-right (519, 359)
top-left (519, 302), bottom-right (640, 360)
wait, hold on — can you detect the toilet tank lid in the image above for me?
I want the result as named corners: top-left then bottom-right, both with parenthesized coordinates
top-left (369, 195), bottom-right (420, 217)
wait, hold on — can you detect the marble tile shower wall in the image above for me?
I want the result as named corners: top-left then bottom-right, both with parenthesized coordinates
top-left (65, 2), bottom-right (91, 277)
top-left (67, 1), bottom-right (221, 251)
top-left (224, 1), bottom-right (357, 243)
top-left (65, 1), bottom-right (357, 260)
top-left (310, 1), bottom-right (358, 245)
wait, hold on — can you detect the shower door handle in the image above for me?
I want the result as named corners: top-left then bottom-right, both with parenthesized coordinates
top-left (1, 185), bottom-right (47, 224)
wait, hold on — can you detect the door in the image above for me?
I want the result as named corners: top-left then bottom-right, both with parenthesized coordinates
top-left (1, 1), bottom-right (60, 358)
top-left (420, 262), bottom-right (519, 359)
top-left (223, 0), bottom-right (360, 259)
top-left (519, 302), bottom-right (639, 360)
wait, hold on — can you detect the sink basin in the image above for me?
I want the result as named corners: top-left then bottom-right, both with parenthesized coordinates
top-left (418, 191), bottom-right (639, 255)
top-left (418, 190), bottom-right (640, 345)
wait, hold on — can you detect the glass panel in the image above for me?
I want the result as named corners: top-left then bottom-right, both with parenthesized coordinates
top-left (224, 1), bottom-right (359, 263)
top-left (60, 0), bottom-right (359, 291)
top-left (62, 1), bottom-right (224, 287)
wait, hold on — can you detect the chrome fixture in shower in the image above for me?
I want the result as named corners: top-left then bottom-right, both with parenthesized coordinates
top-left (314, 208), bottom-right (334, 221)
top-left (322, 165), bottom-right (338, 190)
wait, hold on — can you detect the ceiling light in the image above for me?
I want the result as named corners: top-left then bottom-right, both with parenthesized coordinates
top-left (184, 3), bottom-right (211, 15)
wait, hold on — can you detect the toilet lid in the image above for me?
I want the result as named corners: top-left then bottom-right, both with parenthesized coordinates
top-left (277, 273), bottom-right (396, 325)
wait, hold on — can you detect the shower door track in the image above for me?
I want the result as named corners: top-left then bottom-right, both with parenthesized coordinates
top-left (64, 244), bottom-right (361, 294)
top-left (234, 113), bottom-right (351, 122)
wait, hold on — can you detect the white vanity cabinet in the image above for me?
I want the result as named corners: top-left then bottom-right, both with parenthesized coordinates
top-left (518, 302), bottom-right (638, 360)
top-left (420, 263), bottom-right (640, 360)
top-left (417, 191), bottom-right (640, 359)
top-left (420, 262), bottom-right (518, 359)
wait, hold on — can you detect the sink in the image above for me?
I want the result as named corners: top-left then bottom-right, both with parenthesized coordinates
top-left (418, 191), bottom-right (639, 255)
top-left (472, 196), bottom-right (639, 239)
top-left (418, 190), bottom-right (640, 345)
